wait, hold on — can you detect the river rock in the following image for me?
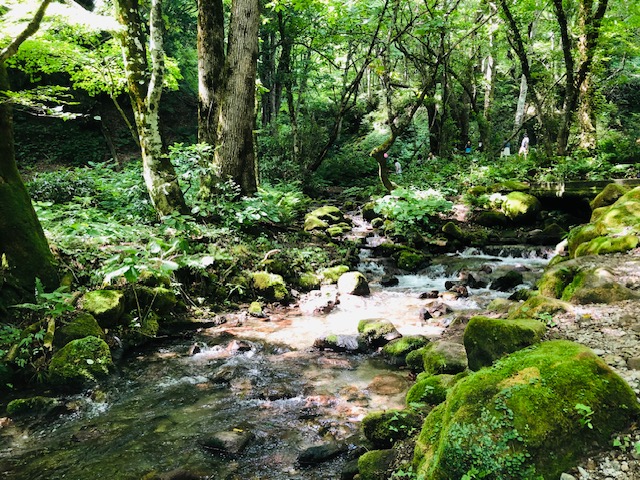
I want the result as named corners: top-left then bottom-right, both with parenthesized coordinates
top-left (380, 275), bottom-right (399, 287)
top-left (357, 319), bottom-right (402, 349)
top-left (489, 270), bottom-right (524, 291)
top-left (362, 409), bottom-right (423, 449)
top-left (501, 191), bottom-right (541, 223)
top-left (367, 373), bottom-right (410, 395)
top-left (297, 442), bottom-right (348, 465)
top-left (463, 316), bottom-right (547, 370)
top-left (251, 271), bottom-right (289, 302)
top-left (337, 271), bottom-right (370, 296)
top-left (299, 287), bottom-right (339, 315)
top-left (381, 335), bottom-right (430, 366)
top-left (357, 449), bottom-right (396, 480)
top-left (201, 429), bottom-right (254, 456)
top-left (313, 334), bottom-right (363, 353)
top-left (422, 301), bottom-right (452, 318)
top-left (48, 336), bottom-right (113, 390)
top-left (405, 373), bottom-right (456, 406)
top-left (421, 340), bottom-right (468, 375)
top-left (80, 289), bottom-right (125, 328)
top-left (6, 396), bottom-right (62, 417)
top-left (54, 312), bottom-right (105, 348)
top-left (412, 341), bottom-right (640, 479)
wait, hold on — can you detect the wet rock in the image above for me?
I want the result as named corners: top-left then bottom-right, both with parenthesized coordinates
top-left (313, 334), bottom-right (363, 353)
top-left (489, 270), bottom-right (524, 291)
top-left (382, 335), bottom-right (430, 366)
top-left (362, 409), bottom-right (422, 449)
top-left (448, 285), bottom-right (469, 297)
top-left (358, 449), bottom-right (396, 480)
top-left (6, 396), bottom-right (62, 418)
top-left (423, 301), bottom-right (452, 318)
top-left (527, 223), bottom-right (567, 246)
top-left (80, 289), bottom-right (125, 328)
top-left (201, 429), bottom-right (254, 456)
top-left (251, 271), bottom-right (289, 302)
top-left (337, 271), bottom-right (370, 296)
top-left (380, 275), bottom-right (399, 287)
top-left (248, 301), bottom-right (266, 318)
top-left (405, 373), bottom-right (453, 406)
top-left (299, 287), bottom-right (339, 315)
top-left (54, 312), bottom-right (105, 348)
top-left (297, 442), bottom-right (348, 465)
top-left (421, 340), bottom-right (468, 375)
top-left (357, 319), bottom-right (402, 349)
top-left (48, 336), bottom-right (113, 390)
top-left (419, 290), bottom-right (439, 299)
top-left (501, 191), bottom-right (541, 223)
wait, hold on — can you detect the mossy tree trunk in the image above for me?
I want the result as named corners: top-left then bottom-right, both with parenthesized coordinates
top-left (115, 0), bottom-right (187, 217)
top-left (0, 0), bottom-right (58, 306)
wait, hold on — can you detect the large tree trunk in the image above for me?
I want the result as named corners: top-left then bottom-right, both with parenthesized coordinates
top-left (216, 0), bottom-right (260, 195)
top-left (116, 0), bottom-right (187, 217)
top-left (0, 0), bottom-right (57, 307)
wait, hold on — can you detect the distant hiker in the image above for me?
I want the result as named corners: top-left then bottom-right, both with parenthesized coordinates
top-left (394, 160), bottom-right (402, 175)
top-left (501, 140), bottom-right (511, 157)
top-left (465, 141), bottom-right (472, 154)
top-left (519, 134), bottom-right (529, 156)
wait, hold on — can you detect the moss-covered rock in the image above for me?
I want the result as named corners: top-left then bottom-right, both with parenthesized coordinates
top-left (405, 373), bottom-right (450, 406)
top-left (421, 340), bottom-right (468, 375)
top-left (527, 223), bottom-right (567, 246)
top-left (363, 202), bottom-right (382, 221)
top-left (382, 335), bottom-right (430, 366)
top-left (574, 234), bottom-right (639, 257)
top-left (304, 206), bottom-right (349, 234)
top-left (568, 186), bottom-right (640, 257)
top-left (296, 272), bottom-right (321, 291)
top-left (463, 316), bottom-right (547, 371)
top-left (562, 267), bottom-right (639, 304)
top-left (501, 191), bottom-right (541, 223)
top-left (442, 222), bottom-right (465, 240)
top-left (489, 270), bottom-right (524, 292)
top-left (413, 340), bottom-right (640, 480)
top-left (362, 409), bottom-right (423, 449)
top-left (397, 251), bottom-right (428, 272)
top-left (6, 396), bottom-right (61, 417)
top-left (48, 336), bottom-right (113, 389)
top-left (537, 263), bottom-right (578, 298)
top-left (251, 271), bottom-right (289, 302)
top-left (248, 301), bottom-right (264, 316)
top-left (54, 312), bottom-right (104, 348)
top-left (81, 290), bottom-right (125, 328)
top-left (358, 319), bottom-right (401, 349)
top-left (508, 295), bottom-right (571, 319)
top-left (358, 449), bottom-right (396, 480)
top-left (337, 271), bottom-right (370, 296)
top-left (590, 183), bottom-right (628, 210)
top-left (406, 346), bottom-right (428, 373)
top-left (130, 286), bottom-right (177, 315)
top-left (319, 265), bottom-right (350, 284)
top-left (475, 210), bottom-right (509, 227)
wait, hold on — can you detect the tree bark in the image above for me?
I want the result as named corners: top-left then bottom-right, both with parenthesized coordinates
top-left (116, 0), bottom-right (187, 217)
top-left (215, 0), bottom-right (260, 195)
top-left (0, 0), bottom-right (58, 306)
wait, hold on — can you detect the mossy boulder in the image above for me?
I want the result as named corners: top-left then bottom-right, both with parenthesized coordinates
top-left (54, 312), bottom-right (105, 348)
top-left (397, 251), bottom-right (428, 272)
top-left (363, 202), bottom-right (382, 221)
top-left (442, 222), bottom-right (465, 240)
top-left (590, 183), bottom-right (628, 210)
top-left (568, 186), bottom-right (640, 257)
top-left (123, 311), bottom-right (160, 348)
top-left (405, 373), bottom-right (451, 406)
top-left (527, 223), bottom-right (567, 245)
top-left (421, 340), bottom-right (468, 375)
top-left (561, 267), bottom-right (639, 304)
top-left (357, 449), bottom-right (396, 480)
top-left (248, 301), bottom-right (264, 316)
top-left (537, 263), bottom-right (579, 298)
top-left (501, 191), bottom-right (541, 223)
top-left (251, 271), bottom-right (289, 302)
top-left (475, 210), bottom-right (509, 227)
top-left (463, 316), bottom-right (547, 371)
top-left (574, 234), bottom-right (639, 257)
top-left (413, 340), bottom-right (640, 480)
top-left (382, 335), bottom-right (430, 366)
top-left (304, 206), bottom-right (350, 234)
top-left (337, 271), bottom-right (370, 296)
top-left (362, 408), bottom-right (423, 448)
top-left (508, 295), bottom-right (571, 319)
top-left (296, 272), bottom-right (321, 291)
top-left (48, 336), bottom-right (113, 389)
top-left (406, 346), bottom-right (429, 373)
top-left (358, 319), bottom-right (402, 349)
top-left (319, 265), bottom-right (350, 284)
top-left (6, 396), bottom-right (61, 417)
top-left (489, 270), bottom-right (523, 292)
top-left (81, 289), bottom-right (125, 328)
top-left (130, 286), bottom-right (177, 315)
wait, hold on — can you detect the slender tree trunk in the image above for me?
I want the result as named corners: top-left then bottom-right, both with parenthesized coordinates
top-left (116, 0), bottom-right (187, 216)
top-left (217, 0), bottom-right (260, 195)
top-left (514, 74), bottom-right (528, 133)
top-left (0, 0), bottom-right (57, 306)
top-left (578, 73), bottom-right (597, 150)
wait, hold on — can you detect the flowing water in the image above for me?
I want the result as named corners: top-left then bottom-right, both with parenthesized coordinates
top-left (0, 246), bottom-right (551, 480)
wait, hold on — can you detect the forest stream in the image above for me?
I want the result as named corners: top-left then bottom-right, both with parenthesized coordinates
top-left (0, 228), bottom-right (552, 480)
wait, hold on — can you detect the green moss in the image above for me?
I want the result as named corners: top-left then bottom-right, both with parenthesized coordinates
top-left (422, 341), bottom-right (468, 375)
top-left (406, 373), bottom-right (449, 406)
top-left (574, 234), bottom-right (639, 257)
top-left (475, 210), bottom-right (509, 227)
top-left (308, 205), bottom-right (345, 223)
top-left (303, 216), bottom-right (329, 231)
top-left (397, 251), bottom-right (428, 271)
top-left (81, 289), bottom-right (125, 328)
top-left (382, 335), bottom-right (430, 365)
top-left (442, 222), bottom-right (465, 240)
top-left (562, 268), bottom-right (639, 304)
top-left (296, 272), bottom-right (321, 291)
top-left (54, 312), bottom-right (104, 348)
top-left (414, 340), bottom-right (640, 480)
top-left (406, 346), bottom-right (428, 373)
top-left (501, 191), bottom-right (541, 222)
top-left (463, 316), bottom-right (547, 371)
top-left (357, 319), bottom-right (399, 347)
top-left (48, 336), bottom-right (113, 389)
top-left (337, 271), bottom-right (370, 296)
top-left (537, 264), bottom-right (578, 298)
top-left (319, 265), bottom-right (350, 283)
top-left (6, 396), bottom-right (60, 417)
top-left (358, 449), bottom-right (396, 480)
top-left (590, 183), bottom-right (628, 210)
top-left (251, 271), bottom-right (289, 301)
top-left (508, 295), bottom-right (571, 319)
top-left (248, 301), bottom-right (263, 316)
top-left (362, 409), bottom-right (423, 448)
